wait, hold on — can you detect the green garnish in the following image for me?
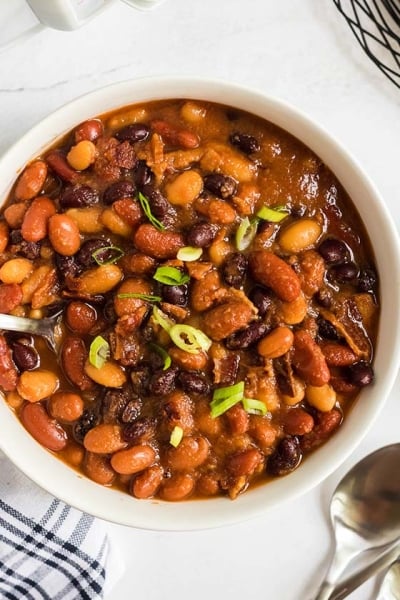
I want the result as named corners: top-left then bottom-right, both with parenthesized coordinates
top-left (242, 397), bottom-right (267, 415)
top-left (148, 343), bottom-right (171, 371)
top-left (153, 266), bottom-right (190, 286)
top-left (169, 324), bottom-right (212, 355)
top-left (210, 393), bottom-right (243, 419)
top-left (152, 306), bottom-right (175, 332)
top-left (169, 425), bottom-right (184, 448)
top-left (89, 335), bottom-right (110, 369)
top-left (256, 205), bottom-right (289, 223)
top-left (138, 191), bottom-right (165, 231)
top-left (235, 217), bottom-right (259, 251)
top-left (212, 381), bottom-right (245, 401)
top-left (117, 293), bottom-right (162, 302)
top-left (176, 246), bottom-right (203, 262)
top-left (91, 245), bottom-right (124, 266)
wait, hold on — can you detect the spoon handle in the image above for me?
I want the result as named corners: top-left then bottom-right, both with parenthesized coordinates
top-left (314, 543), bottom-right (361, 600)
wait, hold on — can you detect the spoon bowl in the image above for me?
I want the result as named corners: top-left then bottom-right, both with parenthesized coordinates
top-left (377, 561), bottom-right (400, 600)
top-left (0, 311), bottom-right (63, 352)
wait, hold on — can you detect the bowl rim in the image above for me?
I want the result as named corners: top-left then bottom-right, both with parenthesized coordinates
top-left (1, 75), bottom-right (400, 531)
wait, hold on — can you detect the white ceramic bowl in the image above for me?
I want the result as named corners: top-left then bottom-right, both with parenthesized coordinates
top-left (1, 77), bottom-right (399, 531)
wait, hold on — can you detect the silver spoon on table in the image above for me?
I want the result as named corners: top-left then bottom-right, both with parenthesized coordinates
top-left (377, 561), bottom-right (400, 600)
top-left (0, 310), bottom-right (63, 352)
top-left (314, 444), bottom-right (400, 600)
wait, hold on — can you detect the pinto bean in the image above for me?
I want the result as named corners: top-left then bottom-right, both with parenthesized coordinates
top-left (17, 370), bottom-right (59, 402)
top-left (48, 214), bottom-right (81, 256)
top-left (133, 224), bottom-right (184, 259)
top-left (4, 203), bottom-right (28, 229)
top-left (0, 220), bottom-right (8, 252)
top-left (160, 473), bottom-right (195, 501)
top-left (69, 264), bottom-right (123, 295)
top-left (202, 301), bottom-right (254, 341)
top-left (305, 383), bottom-right (337, 412)
top-left (114, 278), bottom-right (152, 317)
top-left (165, 436), bottom-right (210, 471)
top-left (21, 403), bottom-right (67, 452)
top-left (85, 360), bottom-right (126, 388)
top-left (61, 337), bottom-right (94, 391)
top-left (84, 452), bottom-right (115, 485)
top-left (257, 326), bottom-right (294, 359)
top-left (0, 283), bottom-right (23, 314)
top-left (0, 258), bottom-right (33, 284)
top-left (113, 198), bottom-right (142, 227)
top-left (191, 269), bottom-right (225, 312)
top-left (15, 160), bottom-right (48, 201)
top-left (168, 347), bottom-right (208, 371)
top-left (83, 424), bottom-right (127, 454)
top-left (132, 465), bottom-right (164, 499)
top-left (226, 448), bottom-right (263, 477)
top-left (101, 207), bottom-right (133, 238)
top-left (0, 335), bottom-right (18, 391)
top-left (292, 330), bottom-right (330, 386)
top-left (111, 445), bottom-right (156, 475)
top-left (67, 140), bottom-right (96, 171)
top-left (48, 392), bottom-right (84, 422)
top-left (249, 250), bottom-right (301, 302)
top-left (278, 219), bottom-right (322, 253)
top-left (165, 170), bottom-right (203, 205)
top-left (21, 197), bottom-right (56, 243)
top-left (283, 408), bottom-right (314, 435)
top-left (66, 302), bottom-right (97, 334)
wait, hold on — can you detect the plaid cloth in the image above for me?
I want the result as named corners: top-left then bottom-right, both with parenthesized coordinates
top-left (0, 452), bottom-right (123, 599)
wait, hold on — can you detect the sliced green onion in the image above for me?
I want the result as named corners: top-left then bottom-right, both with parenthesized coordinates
top-left (117, 293), bottom-right (162, 302)
top-left (169, 425), bottom-right (184, 448)
top-left (210, 392), bottom-right (244, 418)
top-left (148, 342), bottom-right (171, 371)
top-left (242, 397), bottom-right (267, 415)
top-left (256, 205), bottom-right (289, 223)
top-left (89, 335), bottom-right (110, 369)
top-left (235, 217), bottom-right (259, 251)
top-left (212, 381), bottom-right (245, 402)
top-left (153, 266), bottom-right (190, 286)
top-left (138, 191), bottom-right (165, 231)
top-left (92, 245), bottom-right (124, 266)
top-left (152, 306), bottom-right (174, 332)
top-left (169, 324), bottom-right (212, 355)
top-left (177, 246), bottom-right (203, 262)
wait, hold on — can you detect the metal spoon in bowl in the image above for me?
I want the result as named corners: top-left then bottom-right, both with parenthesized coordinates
top-left (0, 310), bottom-right (63, 352)
top-left (314, 444), bottom-right (400, 600)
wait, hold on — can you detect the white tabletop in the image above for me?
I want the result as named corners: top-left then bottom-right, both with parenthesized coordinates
top-left (0, 1), bottom-right (399, 598)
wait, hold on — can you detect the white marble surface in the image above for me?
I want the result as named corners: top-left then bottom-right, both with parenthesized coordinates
top-left (0, 1), bottom-right (399, 599)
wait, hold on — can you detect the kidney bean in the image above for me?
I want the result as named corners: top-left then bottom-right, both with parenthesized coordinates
top-left (160, 473), bottom-right (195, 501)
top-left (115, 123), bottom-right (150, 144)
top-left (283, 408), bottom-right (314, 436)
top-left (292, 330), bottom-right (330, 386)
top-left (48, 392), bottom-right (84, 422)
top-left (203, 173), bottom-right (237, 199)
top-left (62, 441), bottom-right (85, 467)
top-left (267, 436), bottom-right (301, 476)
top-left (301, 409), bottom-right (342, 451)
top-left (346, 361), bottom-right (374, 387)
top-left (0, 283), bottom-right (23, 314)
top-left (225, 403), bottom-right (249, 435)
top-left (329, 262), bottom-right (359, 283)
top-left (248, 286), bottom-right (272, 317)
top-left (15, 160), bottom-right (48, 201)
top-left (65, 301), bottom-right (97, 334)
top-left (320, 341), bottom-right (357, 366)
top-left (357, 267), bottom-right (377, 293)
top-left (73, 408), bottom-right (99, 443)
top-left (257, 326), bottom-right (294, 359)
top-left (230, 132), bottom-right (260, 154)
top-left (249, 251), bottom-right (301, 302)
top-left (186, 222), bottom-right (218, 248)
top-left (83, 424), bottom-right (127, 454)
top-left (103, 180), bottom-right (136, 205)
top-left (17, 370), bottom-right (59, 402)
top-left (149, 366), bottom-right (179, 396)
top-left (48, 214), bottom-right (81, 256)
top-left (151, 119), bottom-right (200, 149)
top-left (166, 436), bottom-right (210, 471)
top-left (61, 337), bottom-right (94, 391)
top-left (202, 301), bottom-right (254, 341)
top-left (132, 465), bottom-right (163, 499)
top-left (21, 196), bottom-right (56, 243)
top-left (226, 448), bottom-right (263, 477)
top-left (111, 444), bottom-right (155, 475)
top-left (20, 403), bottom-right (67, 452)
top-left (0, 335), bottom-right (18, 391)
top-left (123, 416), bottom-right (157, 445)
top-left (46, 150), bottom-right (78, 182)
top-left (74, 119), bottom-right (104, 142)
top-left (222, 253), bottom-right (248, 288)
top-left (84, 452), bottom-right (115, 485)
top-left (11, 341), bottom-right (39, 371)
top-left (178, 372), bottom-right (210, 395)
top-left (134, 224), bottom-right (184, 259)
top-left (161, 283), bottom-right (188, 306)
top-left (226, 320), bottom-right (268, 350)
top-left (318, 238), bottom-right (349, 264)
top-left (60, 184), bottom-right (99, 209)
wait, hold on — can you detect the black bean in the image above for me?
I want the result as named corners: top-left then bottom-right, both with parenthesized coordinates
top-left (103, 299), bottom-right (117, 324)
top-left (59, 184), bottom-right (99, 209)
top-left (103, 180), bottom-right (136, 205)
top-left (357, 267), bottom-right (377, 293)
top-left (186, 222), bottom-right (218, 248)
top-left (8, 230), bottom-right (41, 260)
top-left (203, 173), bottom-right (238, 199)
top-left (141, 184), bottom-right (173, 221)
top-left (161, 284), bottom-right (188, 307)
top-left (329, 262), bottom-right (359, 284)
top-left (76, 238), bottom-right (112, 269)
top-left (121, 399), bottom-right (143, 423)
top-left (134, 160), bottom-right (154, 189)
top-left (222, 252), bottom-right (248, 288)
top-left (130, 365), bottom-right (151, 396)
top-left (149, 366), bottom-right (179, 396)
top-left (230, 132), bottom-right (260, 154)
top-left (315, 289), bottom-right (332, 309)
top-left (179, 372), bottom-right (210, 395)
top-left (11, 342), bottom-right (40, 371)
top-left (115, 123), bottom-right (150, 144)
top-left (317, 317), bottom-right (339, 340)
top-left (226, 321), bottom-right (268, 350)
top-left (267, 436), bottom-right (302, 476)
top-left (346, 361), bottom-right (374, 387)
top-left (55, 254), bottom-right (81, 279)
top-left (122, 416), bottom-right (157, 444)
top-left (318, 238), bottom-right (349, 264)
top-left (102, 387), bottom-right (135, 424)
top-left (73, 408), bottom-right (99, 443)
top-left (248, 286), bottom-right (272, 317)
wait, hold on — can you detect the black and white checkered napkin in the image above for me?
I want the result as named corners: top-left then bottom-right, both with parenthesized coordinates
top-left (0, 452), bottom-right (123, 599)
